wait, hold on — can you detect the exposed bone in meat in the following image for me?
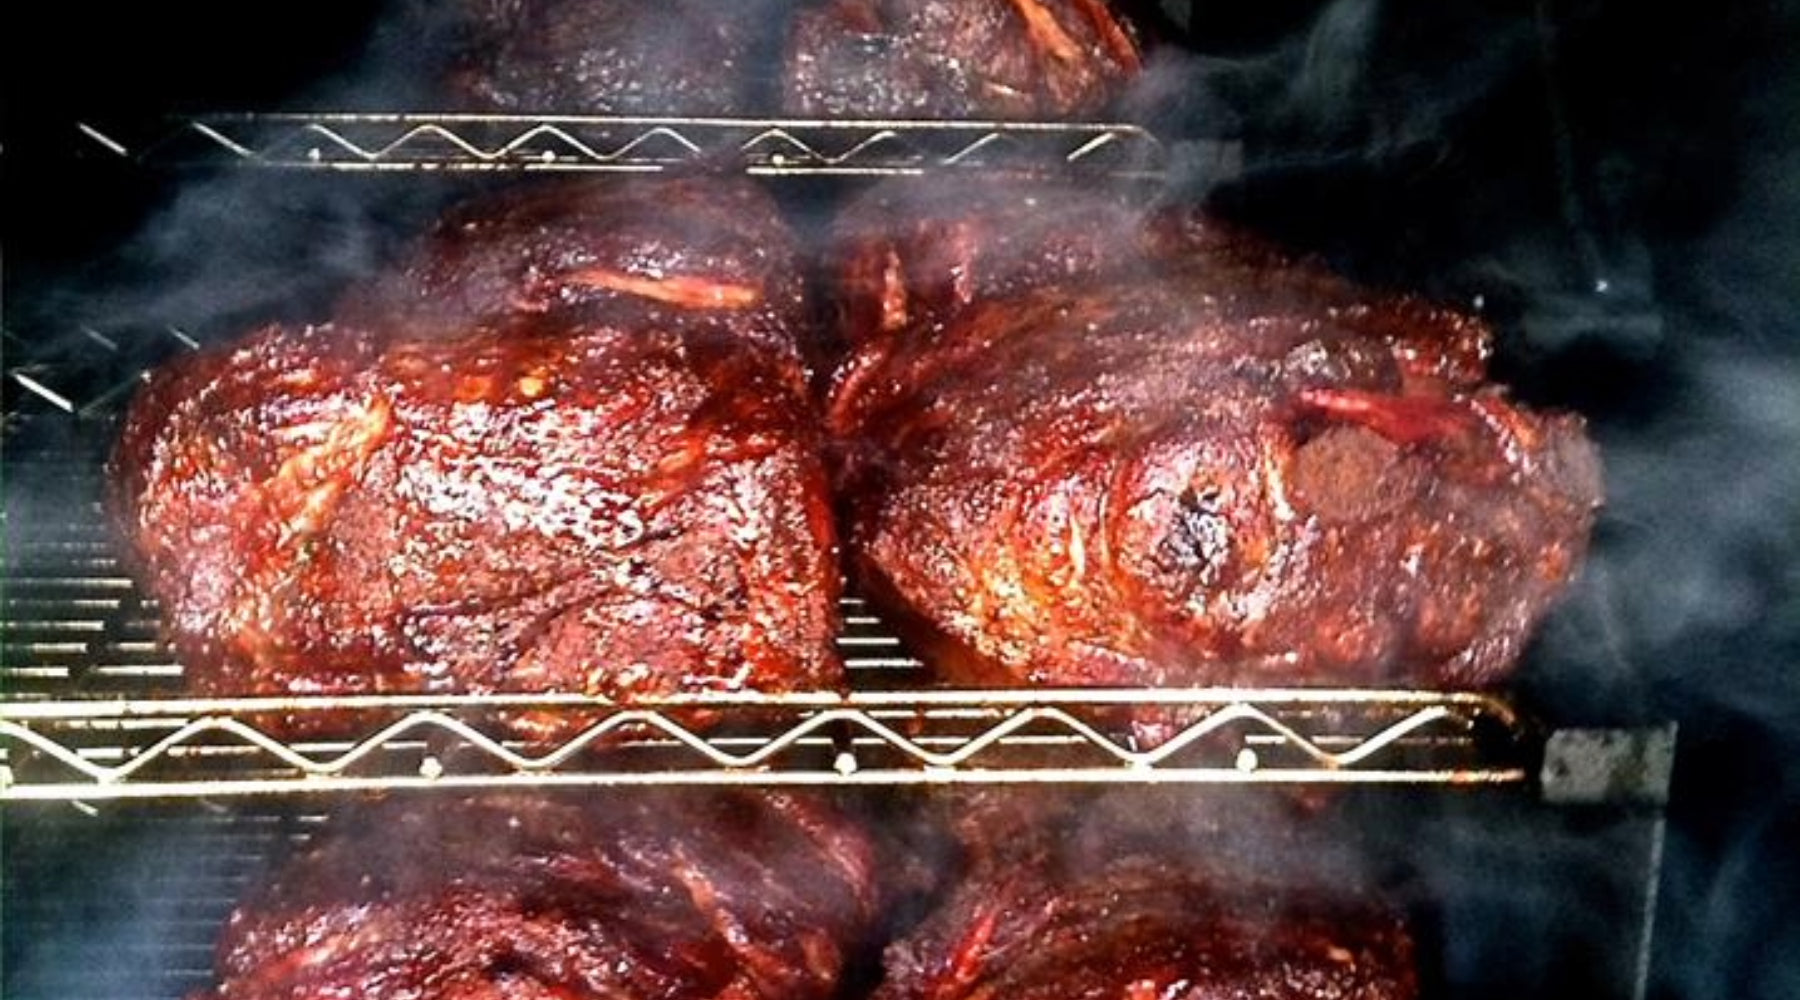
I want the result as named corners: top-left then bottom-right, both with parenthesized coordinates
top-left (192, 792), bottom-right (882, 1000)
top-left (112, 179), bottom-right (840, 738)
top-left (826, 192), bottom-right (1601, 713)
top-left (783, 0), bottom-right (1142, 118)
top-left (449, 0), bottom-right (790, 114)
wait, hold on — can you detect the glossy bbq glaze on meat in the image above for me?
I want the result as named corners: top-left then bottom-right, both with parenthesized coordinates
top-left (193, 791), bottom-right (883, 1000)
top-left (111, 179), bottom-right (841, 738)
top-left (783, 0), bottom-right (1143, 118)
top-left (447, 0), bottom-right (792, 114)
top-left (826, 187), bottom-right (1602, 709)
top-left (879, 790), bottom-right (1418, 1000)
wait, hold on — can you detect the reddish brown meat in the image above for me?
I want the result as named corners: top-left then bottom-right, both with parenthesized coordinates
top-left (342, 177), bottom-right (815, 377)
top-left (113, 181), bottom-right (840, 738)
top-left (192, 792), bottom-right (882, 1000)
top-left (449, 0), bottom-right (789, 114)
top-left (783, 0), bottom-right (1142, 118)
top-left (827, 209), bottom-right (1601, 706)
top-left (880, 791), bottom-right (1417, 1000)
top-left (826, 178), bottom-right (1149, 347)
top-left (824, 179), bottom-right (1340, 351)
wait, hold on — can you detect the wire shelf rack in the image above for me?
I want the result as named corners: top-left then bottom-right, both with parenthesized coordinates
top-left (0, 688), bottom-right (1532, 800)
top-left (0, 440), bottom-right (1538, 800)
top-left (74, 114), bottom-right (1184, 177)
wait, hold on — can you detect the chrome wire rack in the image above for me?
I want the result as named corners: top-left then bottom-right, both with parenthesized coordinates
top-left (0, 688), bottom-right (1534, 800)
top-left (0, 111), bottom-right (1616, 803)
top-left (73, 114), bottom-right (1193, 177)
top-left (0, 441), bottom-right (1538, 801)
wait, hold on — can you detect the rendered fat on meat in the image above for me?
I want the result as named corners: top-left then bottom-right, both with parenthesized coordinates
top-left (879, 789), bottom-right (1419, 1000)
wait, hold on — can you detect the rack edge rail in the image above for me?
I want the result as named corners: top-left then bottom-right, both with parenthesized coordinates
top-left (70, 113), bottom-right (1224, 178)
top-left (0, 688), bottom-right (1556, 800)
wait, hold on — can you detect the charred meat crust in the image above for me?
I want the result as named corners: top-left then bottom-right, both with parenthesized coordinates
top-left (340, 177), bottom-right (819, 384)
top-left (826, 180), bottom-right (1602, 708)
top-left (112, 179), bottom-right (843, 739)
top-left (447, 0), bottom-right (1144, 118)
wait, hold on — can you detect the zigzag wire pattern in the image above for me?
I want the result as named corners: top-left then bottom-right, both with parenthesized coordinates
top-left (82, 116), bottom-right (1168, 174)
top-left (5, 118), bottom-right (1182, 419)
top-left (19, 120), bottom-right (1486, 798)
top-left (0, 697), bottom-right (1515, 795)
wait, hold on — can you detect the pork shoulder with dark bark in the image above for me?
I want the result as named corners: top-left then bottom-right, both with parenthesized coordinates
top-left (826, 189), bottom-right (1601, 711)
top-left (193, 792), bottom-right (882, 1000)
top-left (112, 179), bottom-right (841, 739)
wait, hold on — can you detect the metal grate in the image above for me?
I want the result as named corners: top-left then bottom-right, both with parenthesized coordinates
top-left (0, 688), bottom-right (1533, 800)
top-left (73, 114), bottom-right (1200, 178)
top-left (2, 805), bottom-right (326, 1000)
top-left (7, 98), bottom-right (1668, 1000)
top-left (1, 434), bottom-right (1537, 800)
top-left (0, 112), bottom-right (1565, 800)
top-left (4, 324), bottom-right (201, 428)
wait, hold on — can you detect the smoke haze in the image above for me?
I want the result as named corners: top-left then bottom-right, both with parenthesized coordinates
top-left (2, 2), bottom-right (1797, 999)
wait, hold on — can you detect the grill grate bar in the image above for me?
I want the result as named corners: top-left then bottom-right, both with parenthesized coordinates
top-left (72, 114), bottom-right (1187, 179)
top-left (5, 437), bottom-right (1534, 799)
top-left (0, 692), bottom-right (1532, 799)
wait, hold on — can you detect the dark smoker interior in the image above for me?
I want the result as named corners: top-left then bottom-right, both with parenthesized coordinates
top-left (2, 2), bottom-right (1797, 999)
